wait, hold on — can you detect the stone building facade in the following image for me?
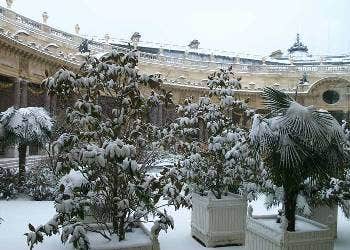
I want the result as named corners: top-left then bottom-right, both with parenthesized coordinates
top-left (1, 3), bottom-right (350, 157)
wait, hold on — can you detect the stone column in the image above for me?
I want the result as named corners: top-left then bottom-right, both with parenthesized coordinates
top-left (20, 80), bottom-right (28, 107)
top-left (14, 78), bottom-right (21, 108)
top-left (44, 91), bottom-right (51, 111)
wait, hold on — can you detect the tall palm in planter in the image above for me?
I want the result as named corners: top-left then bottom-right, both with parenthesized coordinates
top-left (165, 67), bottom-right (261, 247)
top-left (0, 107), bottom-right (53, 184)
top-left (247, 87), bottom-right (348, 250)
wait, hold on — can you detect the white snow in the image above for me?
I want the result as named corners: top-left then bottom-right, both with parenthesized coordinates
top-left (59, 169), bottom-right (88, 195)
top-left (88, 228), bottom-right (152, 250)
top-left (0, 197), bottom-right (349, 250)
top-left (255, 218), bottom-right (321, 232)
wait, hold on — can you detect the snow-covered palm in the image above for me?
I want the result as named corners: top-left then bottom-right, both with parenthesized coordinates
top-left (26, 51), bottom-right (188, 250)
top-left (0, 107), bottom-right (53, 183)
top-left (251, 87), bottom-right (349, 231)
top-left (165, 67), bottom-right (259, 200)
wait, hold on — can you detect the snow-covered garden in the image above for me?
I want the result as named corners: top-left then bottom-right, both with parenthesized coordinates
top-left (1, 50), bottom-right (350, 250)
top-left (0, 197), bottom-right (350, 250)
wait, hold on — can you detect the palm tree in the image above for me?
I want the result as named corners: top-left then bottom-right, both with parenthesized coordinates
top-left (251, 87), bottom-right (348, 231)
top-left (0, 107), bottom-right (53, 184)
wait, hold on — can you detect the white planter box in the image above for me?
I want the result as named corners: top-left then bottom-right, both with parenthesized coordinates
top-left (191, 192), bottom-right (247, 247)
top-left (308, 205), bottom-right (338, 239)
top-left (342, 199), bottom-right (350, 218)
top-left (246, 214), bottom-right (335, 250)
top-left (86, 223), bottom-right (160, 250)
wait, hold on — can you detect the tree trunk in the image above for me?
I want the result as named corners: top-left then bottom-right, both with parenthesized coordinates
top-left (112, 216), bottom-right (119, 237)
top-left (283, 188), bottom-right (298, 231)
top-left (18, 143), bottom-right (27, 185)
top-left (118, 218), bottom-right (126, 241)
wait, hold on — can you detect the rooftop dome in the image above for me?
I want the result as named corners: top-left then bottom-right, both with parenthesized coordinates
top-left (288, 33), bottom-right (308, 54)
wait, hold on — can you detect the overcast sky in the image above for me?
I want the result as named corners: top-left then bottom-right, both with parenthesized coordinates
top-left (3, 0), bottom-right (350, 56)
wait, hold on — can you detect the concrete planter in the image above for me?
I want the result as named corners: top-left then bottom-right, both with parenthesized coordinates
top-left (246, 214), bottom-right (335, 250)
top-left (308, 205), bottom-right (338, 239)
top-left (86, 223), bottom-right (160, 250)
top-left (342, 199), bottom-right (350, 218)
top-left (191, 192), bottom-right (247, 247)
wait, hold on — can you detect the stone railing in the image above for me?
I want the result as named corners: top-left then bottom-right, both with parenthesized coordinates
top-left (50, 27), bottom-right (74, 41)
top-left (137, 53), bottom-right (350, 73)
top-left (15, 14), bottom-right (41, 30)
top-left (0, 5), bottom-right (109, 54)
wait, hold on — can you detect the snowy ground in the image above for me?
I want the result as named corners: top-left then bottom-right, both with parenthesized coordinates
top-left (0, 196), bottom-right (349, 250)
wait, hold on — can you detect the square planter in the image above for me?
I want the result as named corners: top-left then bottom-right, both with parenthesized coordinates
top-left (246, 214), bottom-right (335, 250)
top-left (191, 192), bottom-right (247, 247)
top-left (343, 199), bottom-right (350, 217)
top-left (86, 223), bottom-right (160, 250)
top-left (307, 205), bottom-right (338, 239)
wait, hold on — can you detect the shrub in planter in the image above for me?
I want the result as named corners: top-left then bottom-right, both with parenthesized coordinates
top-left (249, 87), bottom-right (349, 249)
top-left (25, 51), bottom-right (190, 250)
top-left (261, 177), bottom-right (341, 239)
top-left (164, 67), bottom-right (262, 247)
top-left (246, 213), bottom-right (335, 250)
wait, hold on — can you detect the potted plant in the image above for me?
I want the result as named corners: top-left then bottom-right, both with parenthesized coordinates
top-left (165, 67), bottom-right (260, 247)
top-left (25, 51), bottom-right (189, 250)
top-left (247, 87), bottom-right (349, 250)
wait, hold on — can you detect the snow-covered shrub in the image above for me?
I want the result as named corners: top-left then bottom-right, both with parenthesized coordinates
top-left (163, 66), bottom-right (260, 200)
top-left (250, 87), bottom-right (349, 231)
top-left (24, 162), bottom-right (58, 201)
top-left (0, 167), bottom-right (18, 199)
top-left (26, 51), bottom-right (189, 250)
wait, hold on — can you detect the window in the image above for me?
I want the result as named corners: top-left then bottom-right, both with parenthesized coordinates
top-left (322, 90), bottom-right (340, 104)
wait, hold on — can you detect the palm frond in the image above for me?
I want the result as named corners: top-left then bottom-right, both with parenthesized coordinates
top-left (255, 87), bottom-right (348, 175)
top-left (261, 87), bottom-right (293, 114)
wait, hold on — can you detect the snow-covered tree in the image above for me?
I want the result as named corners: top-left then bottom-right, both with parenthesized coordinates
top-left (164, 67), bottom-right (260, 200)
top-left (25, 51), bottom-right (189, 250)
top-left (0, 107), bottom-right (53, 184)
top-left (250, 87), bottom-right (349, 231)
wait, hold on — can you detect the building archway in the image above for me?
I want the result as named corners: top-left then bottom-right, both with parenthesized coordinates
top-left (306, 77), bottom-right (350, 122)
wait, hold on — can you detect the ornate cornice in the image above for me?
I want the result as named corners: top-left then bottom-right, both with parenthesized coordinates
top-left (0, 32), bottom-right (79, 70)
